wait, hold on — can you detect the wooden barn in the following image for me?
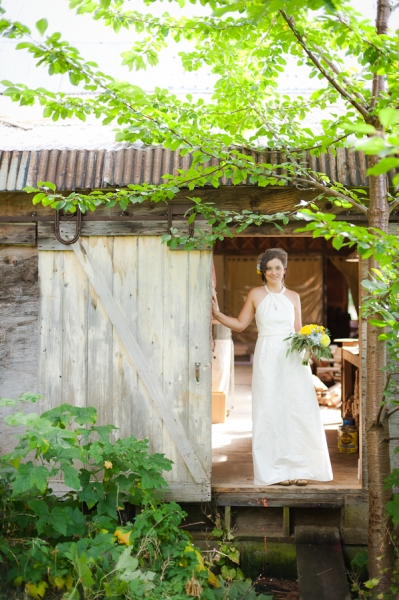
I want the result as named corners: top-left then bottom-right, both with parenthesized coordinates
top-left (1, 140), bottom-right (398, 572)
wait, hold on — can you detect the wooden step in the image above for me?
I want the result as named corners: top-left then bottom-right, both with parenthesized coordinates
top-left (295, 526), bottom-right (351, 600)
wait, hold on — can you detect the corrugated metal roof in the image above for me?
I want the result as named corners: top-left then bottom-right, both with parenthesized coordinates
top-left (0, 143), bottom-right (371, 191)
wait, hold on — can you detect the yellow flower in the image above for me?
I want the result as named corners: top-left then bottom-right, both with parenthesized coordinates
top-left (321, 334), bottom-right (331, 347)
top-left (114, 529), bottom-right (132, 546)
top-left (256, 269), bottom-right (261, 275)
top-left (104, 461), bottom-right (113, 469)
top-left (300, 325), bottom-right (311, 335)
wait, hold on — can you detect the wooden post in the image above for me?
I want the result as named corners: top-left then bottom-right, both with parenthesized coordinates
top-left (283, 506), bottom-right (290, 537)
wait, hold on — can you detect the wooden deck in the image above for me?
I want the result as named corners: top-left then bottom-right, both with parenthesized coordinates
top-left (212, 365), bottom-right (361, 507)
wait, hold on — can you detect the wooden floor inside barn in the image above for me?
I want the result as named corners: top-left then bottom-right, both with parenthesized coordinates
top-left (212, 365), bottom-right (360, 492)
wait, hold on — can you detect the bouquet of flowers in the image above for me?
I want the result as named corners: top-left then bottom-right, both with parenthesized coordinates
top-left (285, 324), bottom-right (332, 366)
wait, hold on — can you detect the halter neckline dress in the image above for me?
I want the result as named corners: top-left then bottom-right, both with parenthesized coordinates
top-left (251, 284), bottom-right (333, 485)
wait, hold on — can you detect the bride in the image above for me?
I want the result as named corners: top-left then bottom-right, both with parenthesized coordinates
top-left (212, 247), bottom-right (333, 486)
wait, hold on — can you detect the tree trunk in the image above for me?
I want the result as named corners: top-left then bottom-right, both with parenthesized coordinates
top-left (366, 2), bottom-right (394, 591)
top-left (366, 160), bottom-right (394, 590)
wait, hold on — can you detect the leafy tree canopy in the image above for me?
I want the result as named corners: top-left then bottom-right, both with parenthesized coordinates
top-left (1, 0), bottom-right (398, 230)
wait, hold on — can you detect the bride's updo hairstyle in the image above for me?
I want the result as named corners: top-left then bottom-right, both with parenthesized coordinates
top-left (257, 248), bottom-right (288, 284)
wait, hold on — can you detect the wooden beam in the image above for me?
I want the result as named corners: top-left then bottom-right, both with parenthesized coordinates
top-left (38, 220), bottom-right (211, 250)
top-left (0, 223), bottom-right (36, 245)
top-left (212, 488), bottom-right (363, 507)
top-left (72, 239), bottom-right (209, 485)
top-left (0, 189), bottom-right (368, 221)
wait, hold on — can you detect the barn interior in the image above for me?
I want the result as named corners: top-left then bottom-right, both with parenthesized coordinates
top-left (211, 236), bottom-right (362, 493)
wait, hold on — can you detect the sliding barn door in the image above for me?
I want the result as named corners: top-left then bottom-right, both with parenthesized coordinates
top-left (38, 237), bottom-right (212, 501)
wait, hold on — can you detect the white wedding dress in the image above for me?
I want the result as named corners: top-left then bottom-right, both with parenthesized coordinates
top-left (252, 285), bottom-right (333, 485)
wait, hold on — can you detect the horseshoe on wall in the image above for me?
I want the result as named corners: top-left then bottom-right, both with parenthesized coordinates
top-left (54, 207), bottom-right (82, 245)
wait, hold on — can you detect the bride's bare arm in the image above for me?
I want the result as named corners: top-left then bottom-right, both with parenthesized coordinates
top-left (293, 293), bottom-right (302, 332)
top-left (212, 289), bottom-right (256, 332)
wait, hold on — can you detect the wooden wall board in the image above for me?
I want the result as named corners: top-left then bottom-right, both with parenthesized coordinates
top-left (86, 237), bottom-right (114, 426)
top-left (0, 245), bottom-right (38, 454)
top-left (112, 237), bottom-right (140, 441)
top-left (188, 250), bottom-right (213, 484)
top-left (162, 247), bottom-right (190, 483)
top-left (38, 252), bottom-right (64, 414)
top-left (0, 223), bottom-right (36, 245)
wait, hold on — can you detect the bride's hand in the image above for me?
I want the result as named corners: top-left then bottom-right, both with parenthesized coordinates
top-left (212, 291), bottom-right (219, 316)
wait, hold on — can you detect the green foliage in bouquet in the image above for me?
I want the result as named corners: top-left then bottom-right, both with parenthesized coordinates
top-left (285, 325), bottom-right (332, 366)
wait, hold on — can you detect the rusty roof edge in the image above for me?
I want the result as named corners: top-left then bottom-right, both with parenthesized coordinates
top-left (0, 146), bottom-right (377, 192)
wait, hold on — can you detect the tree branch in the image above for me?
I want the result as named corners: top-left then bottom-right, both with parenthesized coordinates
top-left (389, 199), bottom-right (399, 214)
top-left (313, 44), bottom-right (368, 106)
top-left (376, 373), bottom-right (393, 426)
top-left (386, 405), bottom-right (399, 419)
top-left (256, 170), bottom-right (369, 214)
top-left (279, 10), bottom-right (369, 119)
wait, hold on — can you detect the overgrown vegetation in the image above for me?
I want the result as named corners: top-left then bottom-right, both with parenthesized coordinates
top-left (2, 0), bottom-right (399, 592)
top-left (0, 395), bottom-right (272, 600)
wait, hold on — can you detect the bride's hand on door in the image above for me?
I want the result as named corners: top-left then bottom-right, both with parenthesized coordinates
top-left (212, 291), bottom-right (219, 315)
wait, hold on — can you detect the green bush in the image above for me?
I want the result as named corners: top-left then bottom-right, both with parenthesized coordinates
top-left (0, 395), bottom-right (271, 600)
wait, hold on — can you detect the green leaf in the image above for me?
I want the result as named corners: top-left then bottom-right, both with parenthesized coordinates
top-left (332, 235), bottom-right (343, 250)
top-left (364, 577), bottom-right (380, 589)
top-left (65, 544), bottom-right (95, 589)
top-left (392, 281), bottom-right (399, 295)
top-left (32, 192), bottom-right (47, 205)
top-left (38, 180), bottom-right (56, 191)
top-left (30, 466), bottom-right (50, 493)
top-left (351, 550), bottom-right (368, 569)
top-left (367, 158), bottom-right (399, 176)
top-left (35, 18), bottom-right (48, 36)
top-left (379, 108), bottom-right (399, 128)
top-left (116, 547), bottom-right (139, 577)
top-left (368, 319), bottom-right (386, 327)
top-left (343, 122), bottom-right (376, 134)
top-left (12, 463), bottom-right (49, 495)
top-left (62, 465), bottom-right (81, 490)
top-left (0, 397), bottom-right (18, 408)
top-left (356, 137), bottom-right (385, 154)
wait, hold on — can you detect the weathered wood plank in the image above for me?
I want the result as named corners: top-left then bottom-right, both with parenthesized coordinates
top-left (112, 237), bottom-right (141, 440)
top-left (0, 223), bottom-right (36, 245)
top-left (86, 237), bottom-right (114, 424)
top-left (163, 483), bottom-right (211, 502)
top-left (136, 237), bottom-right (164, 458)
top-left (188, 250), bottom-right (212, 483)
top-left (296, 526), bottom-right (351, 600)
top-left (213, 491), bottom-right (362, 508)
top-left (61, 252), bottom-right (88, 407)
top-left (38, 251), bottom-right (64, 413)
top-left (0, 245), bottom-right (38, 454)
top-left (162, 247), bottom-right (190, 482)
top-left (72, 239), bottom-right (209, 483)
top-left (340, 496), bottom-right (368, 544)
top-left (1, 188), bottom-right (366, 222)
